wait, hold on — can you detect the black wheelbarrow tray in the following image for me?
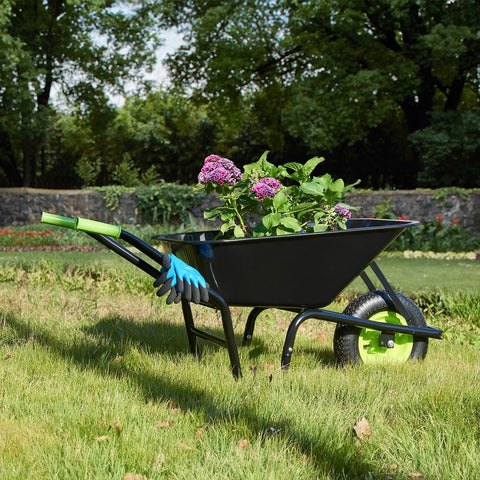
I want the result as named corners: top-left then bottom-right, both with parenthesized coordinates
top-left (41, 213), bottom-right (443, 379)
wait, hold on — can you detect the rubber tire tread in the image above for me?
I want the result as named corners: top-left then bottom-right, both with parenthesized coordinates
top-left (333, 290), bottom-right (428, 365)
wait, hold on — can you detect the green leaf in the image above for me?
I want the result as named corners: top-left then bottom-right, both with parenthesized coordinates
top-left (276, 225), bottom-right (296, 236)
top-left (262, 212), bottom-right (282, 229)
top-left (313, 223), bottom-right (328, 232)
top-left (314, 210), bottom-right (328, 222)
top-left (279, 216), bottom-right (302, 231)
top-left (221, 211), bottom-right (235, 222)
top-left (313, 173), bottom-right (333, 190)
top-left (303, 156), bottom-right (325, 175)
top-left (273, 190), bottom-right (290, 211)
top-left (301, 181), bottom-right (325, 197)
top-left (204, 207), bottom-right (221, 220)
top-left (258, 150), bottom-right (271, 167)
top-left (284, 157), bottom-right (324, 183)
top-left (252, 222), bottom-right (268, 236)
top-left (243, 150), bottom-right (275, 178)
top-left (283, 162), bottom-right (303, 172)
top-left (234, 225), bottom-right (245, 238)
top-left (329, 178), bottom-right (345, 192)
top-left (220, 218), bottom-right (235, 234)
top-left (289, 201), bottom-right (318, 214)
top-left (345, 179), bottom-right (361, 191)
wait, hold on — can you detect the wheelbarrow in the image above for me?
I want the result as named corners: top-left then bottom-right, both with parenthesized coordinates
top-left (41, 213), bottom-right (443, 379)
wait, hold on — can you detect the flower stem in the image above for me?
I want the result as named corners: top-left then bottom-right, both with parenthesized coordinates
top-left (231, 198), bottom-right (251, 236)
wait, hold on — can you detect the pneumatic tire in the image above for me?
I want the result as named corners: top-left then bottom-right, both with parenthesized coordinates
top-left (333, 290), bottom-right (428, 365)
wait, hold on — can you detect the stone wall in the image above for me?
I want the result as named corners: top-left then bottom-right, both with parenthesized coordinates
top-left (0, 188), bottom-right (140, 226)
top-left (1, 187), bottom-right (479, 235)
top-left (346, 190), bottom-right (480, 234)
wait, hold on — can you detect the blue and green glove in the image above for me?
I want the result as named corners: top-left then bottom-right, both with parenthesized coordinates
top-left (154, 254), bottom-right (209, 304)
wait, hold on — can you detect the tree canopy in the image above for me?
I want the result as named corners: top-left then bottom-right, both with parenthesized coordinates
top-left (161, 0), bottom-right (480, 187)
top-left (0, 0), bottom-right (479, 189)
top-left (0, 0), bottom-right (164, 187)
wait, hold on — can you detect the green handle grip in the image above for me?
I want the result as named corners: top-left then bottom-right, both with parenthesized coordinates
top-left (41, 212), bottom-right (122, 238)
top-left (76, 217), bottom-right (121, 239)
top-left (41, 212), bottom-right (77, 229)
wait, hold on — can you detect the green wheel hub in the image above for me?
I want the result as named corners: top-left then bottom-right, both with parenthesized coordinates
top-left (358, 310), bottom-right (414, 364)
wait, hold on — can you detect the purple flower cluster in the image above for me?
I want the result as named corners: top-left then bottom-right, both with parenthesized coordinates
top-left (334, 204), bottom-right (351, 219)
top-left (198, 154), bottom-right (242, 186)
top-left (252, 177), bottom-right (282, 201)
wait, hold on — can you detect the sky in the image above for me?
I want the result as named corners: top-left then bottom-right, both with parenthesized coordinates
top-left (51, 28), bottom-right (184, 108)
top-left (145, 28), bottom-right (183, 85)
top-left (106, 28), bottom-right (183, 106)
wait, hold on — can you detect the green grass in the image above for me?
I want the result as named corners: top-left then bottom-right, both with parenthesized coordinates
top-left (349, 254), bottom-right (480, 294)
top-left (0, 251), bottom-right (479, 479)
top-left (2, 249), bottom-right (479, 293)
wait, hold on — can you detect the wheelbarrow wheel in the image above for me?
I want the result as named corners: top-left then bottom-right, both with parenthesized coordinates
top-left (333, 290), bottom-right (428, 365)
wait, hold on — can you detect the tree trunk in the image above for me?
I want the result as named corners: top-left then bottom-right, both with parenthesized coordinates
top-left (22, 145), bottom-right (37, 187)
top-left (444, 74), bottom-right (465, 112)
top-left (0, 131), bottom-right (23, 187)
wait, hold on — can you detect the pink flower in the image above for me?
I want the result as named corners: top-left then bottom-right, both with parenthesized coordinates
top-left (205, 154), bottom-right (222, 163)
top-left (252, 177), bottom-right (281, 201)
top-left (198, 155), bottom-right (242, 186)
top-left (205, 166), bottom-right (230, 185)
top-left (333, 204), bottom-right (351, 219)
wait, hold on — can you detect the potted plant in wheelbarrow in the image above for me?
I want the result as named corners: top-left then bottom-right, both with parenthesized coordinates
top-left (41, 152), bottom-right (442, 379)
top-left (156, 152), bottom-right (442, 375)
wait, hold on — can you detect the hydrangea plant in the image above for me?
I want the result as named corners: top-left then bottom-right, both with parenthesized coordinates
top-left (197, 152), bottom-right (359, 238)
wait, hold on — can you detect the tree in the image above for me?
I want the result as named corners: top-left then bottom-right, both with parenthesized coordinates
top-left (410, 109), bottom-right (480, 187)
top-left (69, 90), bottom-right (222, 185)
top-left (109, 90), bottom-right (222, 184)
top-left (0, 0), bottom-right (164, 187)
top-left (0, 0), bottom-right (34, 186)
top-left (160, 0), bottom-right (480, 187)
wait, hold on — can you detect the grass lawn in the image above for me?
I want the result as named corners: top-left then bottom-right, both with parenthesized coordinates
top-left (349, 253), bottom-right (480, 294)
top-left (0, 249), bottom-right (479, 479)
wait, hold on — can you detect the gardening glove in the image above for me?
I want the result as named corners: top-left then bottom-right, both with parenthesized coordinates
top-left (153, 254), bottom-right (209, 305)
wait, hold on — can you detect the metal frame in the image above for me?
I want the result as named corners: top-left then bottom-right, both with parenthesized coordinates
top-left (242, 261), bottom-right (442, 370)
top-left (85, 230), bottom-right (442, 380)
top-left (87, 230), bottom-right (242, 379)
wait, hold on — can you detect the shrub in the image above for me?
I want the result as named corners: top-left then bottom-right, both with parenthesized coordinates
top-left (389, 214), bottom-right (480, 252)
top-left (134, 182), bottom-right (206, 224)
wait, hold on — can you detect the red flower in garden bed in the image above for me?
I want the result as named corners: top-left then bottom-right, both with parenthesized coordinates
top-left (0, 227), bottom-right (69, 249)
top-left (0, 245), bottom-right (102, 251)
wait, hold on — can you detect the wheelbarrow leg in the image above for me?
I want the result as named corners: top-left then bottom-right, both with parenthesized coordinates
top-left (281, 310), bottom-right (311, 370)
top-left (208, 291), bottom-right (242, 379)
top-left (181, 299), bottom-right (200, 357)
top-left (242, 307), bottom-right (267, 346)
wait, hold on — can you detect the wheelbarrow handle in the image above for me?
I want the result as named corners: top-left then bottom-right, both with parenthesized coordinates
top-left (75, 217), bottom-right (121, 238)
top-left (40, 212), bottom-right (209, 304)
top-left (41, 212), bottom-right (77, 229)
top-left (41, 212), bottom-right (121, 239)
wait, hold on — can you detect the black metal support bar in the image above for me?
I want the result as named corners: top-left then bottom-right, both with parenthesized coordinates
top-left (242, 306), bottom-right (303, 346)
top-left (369, 261), bottom-right (413, 322)
top-left (181, 300), bottom-right (200, 356)
top-left (242, 307), bottom-right (267, 346)
top-left (360, 271), bottom-right (376, 292)
top-left (120, 230), bottom-right (165, 268)
top-left (88, 232), bottom-right (161, 279)
top-left (280, 308), bottom-right (443, 370)
top-left (281, 312), bottom-right (311, 369)
top-left (188, 327), bottom-right (228, 348)
top-left (206, 291), bottom-right (242, 379)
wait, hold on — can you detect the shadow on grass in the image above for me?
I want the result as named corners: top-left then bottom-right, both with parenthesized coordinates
top-left (5, 309), bottom-right (372, 478)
